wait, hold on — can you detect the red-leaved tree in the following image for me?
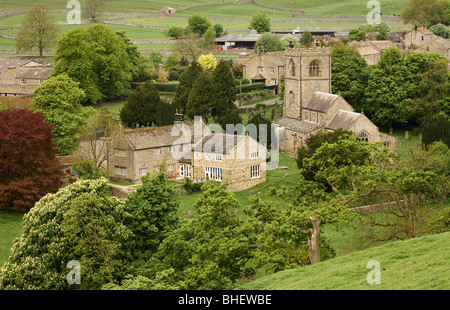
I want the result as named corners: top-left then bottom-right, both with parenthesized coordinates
top-left (0, 109), bottom-right (64, 211)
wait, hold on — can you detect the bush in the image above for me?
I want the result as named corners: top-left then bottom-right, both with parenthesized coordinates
top-left (183, 177), bottom-right (202, 193)
top-left (152, 82), bottom-right (179, 93)
top-left (423, 208), bottom-right (450, 235)
top-left (236, 83), bottom-right (265, 94)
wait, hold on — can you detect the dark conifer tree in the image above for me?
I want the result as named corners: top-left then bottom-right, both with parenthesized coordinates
top-left (120, 81), bottom-right (160, 127)
top-left (173, 61), bottom-right (202, 111)
top-left (210, 59), bottom-right (237, 119)
top-left (186, 70), bottom-right (213, 121)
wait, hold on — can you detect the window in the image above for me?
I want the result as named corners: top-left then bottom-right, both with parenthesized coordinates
top-left (180, 164), bottom-right (191, 178)
top-left (215, 154), bottom-right (223, 161)
top-left (270, 67), bottom-right (275, 74)
top-left (167, 164), bottom-right (175, 172)
top-left (115, 167), bottom-right (127, 176)
top-left (271, 79), bottom-right (277, 85)
top-left (195, 152), bottom-right (201, 159)
top-left (205, 154), bottom-right (211, 160)
top-left (21, 79), bottom-right (26, 85)
top-left (251, 165), bottom-right (260, 179)
top-left (358, 131), bottom-right (369, 142)
top-left (289, 59), bottom-right (295, 77)
top-left (154, 166), bottom-right (161, 173)
top-left (250, 152), bottom-right (259, 159)
top-left (258, 67), bottom-right (264, 73)
top-left (205, 167), bottom-right (222, 181)
top-left (115, 149), bottom-right (126, 157)
top-left (309, 60), bottom-right (320, 77)
top-left (139, 168), bottom-right (149, 176)
top-left (154, 148), bottom-right (162, 155)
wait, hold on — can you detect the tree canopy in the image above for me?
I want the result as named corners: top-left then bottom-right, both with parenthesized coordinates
top-left (52, 24), bottom-right (133, 104)
top-left (249, 12), bottom-right (271, 33)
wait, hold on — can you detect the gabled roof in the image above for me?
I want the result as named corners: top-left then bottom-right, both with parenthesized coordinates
top-left (215, 31), bottom-right (262, 43)
top-left (0, 59), bottom-right (43, 73)
top-left (123, 121), bottom-right (208, 150)
top-left (326, 110), bottom-right (362, 131)
top-left (303, 91), bottom-right (339, 112)
top-left (194, 133), bottom-right (247, 155)
top-left (14, 66), bottom-right (53, 79)
top-left (273, 117), bottom-right (322, 134)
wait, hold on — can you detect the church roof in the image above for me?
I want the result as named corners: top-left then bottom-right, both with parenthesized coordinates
top-left (303, 91), bottom-right (339, 112)
top-left (326, 110), bottom-right (362, 131)
top-left (273, 117), bottom-right (322, 134)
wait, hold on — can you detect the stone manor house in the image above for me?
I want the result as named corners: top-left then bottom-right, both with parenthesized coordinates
top-left (95, 115), bottom-right (268, 192)
top-left (272, 45), bottom-right (397, 156)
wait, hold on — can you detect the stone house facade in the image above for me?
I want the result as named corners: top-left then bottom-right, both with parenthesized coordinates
top-left (350, 40), bottom-right (395, 65)
top-left (243, 50), bottom-right (285, 92)
top-left (404, 27), bottom-right (435, 49)
top-left (0, 58), bottom-right (53, 97)
top-left (274, 45), bottom-right (397, 156)
top-left (416, 37), bottom-right (450, 59)
top-left (106, 119), bottom-right (267, 192)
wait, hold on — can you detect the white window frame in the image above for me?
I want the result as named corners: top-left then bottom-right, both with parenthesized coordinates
top-left (115, 149), bottom-right (126, 157)
top-left (139, 168), bottom-right (149, 176)
top-left (258, 67), bottom-right (264, 73)
top-left (250, 152), bottom-right (259, 159)
top-left (154, 166), bottom-right (161, 173)
top-left (154, 148), bottom-right (162, 155)
top-left (205, 167), bottom-right (222, 181)
top-left (215, 154), bottom-right (223, 161)
top-left (270, 67), bottom-right (275, 74)
top-left (251, 165), bottom-right (260, 179)
top-left (205, 154), bottom-right (211, 160)
top-left (180, 164), bottom-right (191, 178)
top-left (115, 167), bottom-right (127, 176)
top-left (167, 164), bottom-right (175, 172)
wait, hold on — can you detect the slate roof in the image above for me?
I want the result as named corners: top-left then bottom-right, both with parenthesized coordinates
top-left (273, 117), bottom-right (322, 134)
top-left (215, 31), bottom-right (262, 43)
top-left (194, 133), bottom-right (246, 155)
top-left (0, 59), bottom-right (43, 73)
top-left (15, 66), bottom-right (53, 79)
top-left (123, 122), bottom-right (207, 150)
top-left (303, 91), bottom-right (339, 112)
top-left (326, 110), bottom-right (362, 131)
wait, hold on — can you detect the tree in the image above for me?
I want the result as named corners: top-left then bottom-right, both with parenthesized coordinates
top-left (15, 2), bottom-right (60, 57)
top-left (187, 13), bottom-right (212, 36)
top-left (281, 34), bottom-right (300, 47)
top-left (52, 24), bottom-right (132, 104)
top-left (173, 61), bottom-right (203, 111)
top-left (201, 26), bottom-right (217, 51)
top-left (213, 24), bottom-right (224, 37)
top-left (254, 33), bottom-right (284, 54)
top-left (166, 26), bottom-right (185, 39)
top-left (247, 112), bottom-right (272, 148)
top-left (148, 52), bottom-right (164, 72)
top-left (171, 30), bottom-right (204, 61)
top-left (210, 59), bottom-right (236, 119)
top-left (271, 135), bottom-right (395, 264)
top-left (300, 30), bottom-right (312, 47)
top-left (363, 48), bottom-right (416, 128)
top-left (32, 74), bottom-right (94, 156)
top-left (249, 12), bottom-right (271, 33)
top-left (186, 70), bottom-right (213, 120)
top-left (124, 173), bottom-right (180, 262)
top-left (120, 81), bottom-right (161, 127)
top-left (331, 41), bottom-right (370, 111)
top-left (0, 178), bottom-right (133, 290)
top-left (198, 53), bottom-right (218, 71)
top-left (77, 106), bottom-right (124, 170)
top-left (84, 0), bottom-right (105, 23)
top-left (0, 109), bottom-right (64, 212)
top-left (116, 30), bottom-right (141, 82)
top-left (422, 117), bottom-right (450, 148)
top-left (375, 23), bottom-right (391, 40)
top-left (429, 23), bottom-right (450, 38)
top-left (402, 0), bottom-right (448, 27)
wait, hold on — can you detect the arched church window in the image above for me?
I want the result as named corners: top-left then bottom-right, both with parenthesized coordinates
top-left (289, 59), bottom-right (295, 77)
top-left (309, 60), bottom-right (320, 77)
top-left (358, 131), bottom-right (369, 142)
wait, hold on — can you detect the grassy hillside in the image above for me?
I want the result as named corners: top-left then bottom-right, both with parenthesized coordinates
top-left (241, 231), bottom-right (450, 290)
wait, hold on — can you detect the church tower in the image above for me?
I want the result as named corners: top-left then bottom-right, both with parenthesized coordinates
top-left (283, 44), bottom-right (332, 119)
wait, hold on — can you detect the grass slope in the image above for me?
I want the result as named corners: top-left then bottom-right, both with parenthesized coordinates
top-left (241, 231), bottom-right (450, 290)
top-left (0, 210), bottom-right (23, 266)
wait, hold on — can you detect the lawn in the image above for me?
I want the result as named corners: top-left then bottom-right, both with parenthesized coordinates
top-left (240, 230), bottom-right (450, 290)
top-left (0, 210), bottom-right (24, 266)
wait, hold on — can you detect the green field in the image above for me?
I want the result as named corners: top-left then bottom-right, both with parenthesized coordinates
top-left (241, 230), bottom-right (450, 290)
top-left (0, 210), bottom-right (23, 266)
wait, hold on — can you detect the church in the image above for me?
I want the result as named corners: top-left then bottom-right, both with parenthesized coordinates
top-left (273, 44), bottom-right (397, 156)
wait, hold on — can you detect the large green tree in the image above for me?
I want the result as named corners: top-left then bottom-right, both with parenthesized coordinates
top-left (331, 42), bottom-right (370, 111)
top-left (119, 80), bottom-right (161, 127)
top-left (173, 61), bottom-right (203, 111)
top-left (124, 173), bottom-right (180, 262)
top-left (186, 69), bottom-right (213, 120)
top-left (249, 12), bottom-right (271, 33)
top-left (52, 24), bottom-right (132, 104)
top-left (15, 2), bottom-right (60, 57)
top-left (186, 13), bottom-right (212, 36)
top-left (210, 59), bottom-right (236, 118)
top-left (254, 33), bottom-right (284, 53)
top-left (32, 74), bottom-right (94, 155)
top-left (0, 178), bottom-right (133, 290)
top-left (402, 0), bottom-right (448, 27)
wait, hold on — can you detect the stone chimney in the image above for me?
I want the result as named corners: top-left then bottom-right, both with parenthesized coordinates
top-left (257, 43), bottom-right (265, 56)
top-left (175, 109), bottom-right (184, 124)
